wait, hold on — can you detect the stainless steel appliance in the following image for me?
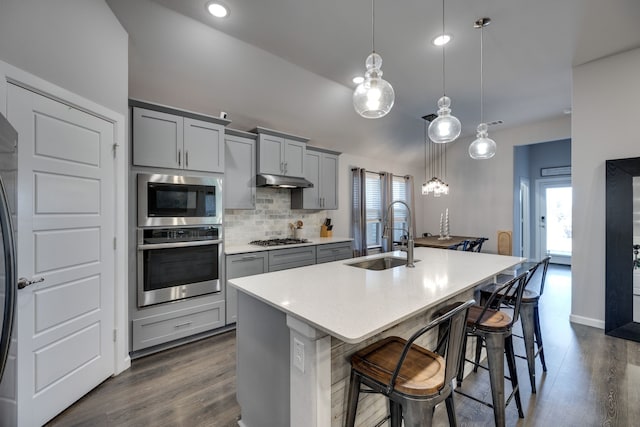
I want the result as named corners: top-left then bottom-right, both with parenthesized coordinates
top-left (0, 113), bottom-right (17, 385)
top-left (137, 226), bottom-right (222, 307)
top-left (138, 173), bottom-right (223, 227)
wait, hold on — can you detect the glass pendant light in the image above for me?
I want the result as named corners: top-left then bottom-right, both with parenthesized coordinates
top-left (353, 0), bottom-right (395, 118)
top-left (422, 115), bottom-right (450, 196)
top-left (428, 0), bottom-right (461, 143)
top-left (469, 17), bottom-right (497, 159)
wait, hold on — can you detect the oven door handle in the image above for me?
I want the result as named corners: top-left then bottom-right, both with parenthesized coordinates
top-left (137, 239), bottom-right (223, 251)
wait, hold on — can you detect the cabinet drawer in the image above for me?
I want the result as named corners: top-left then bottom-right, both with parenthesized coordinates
top-left (226, 252), bottom-right (268, 278)
top-left (268, 246), bottom-right (316, 272)
top-left (132, 301), bottom-right (225, 351)
top-left (316, 242), bottom-right (353, 264)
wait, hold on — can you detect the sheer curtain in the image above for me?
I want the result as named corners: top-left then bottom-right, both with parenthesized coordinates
top-left (351, 168), bottom-right (368, 257)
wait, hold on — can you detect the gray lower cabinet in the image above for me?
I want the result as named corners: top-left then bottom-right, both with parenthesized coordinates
top-left (131, 300), bottom-right (225, 351)
top-left (268, 246), bottom-right (317, 272)
top-left (225, 252), bottom-right (268, 324)
top-left (316, 241), bottom-right (353, 264)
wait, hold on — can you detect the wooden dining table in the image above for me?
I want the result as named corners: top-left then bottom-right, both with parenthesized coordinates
top-left (413, 235), bottom-right (480, 249)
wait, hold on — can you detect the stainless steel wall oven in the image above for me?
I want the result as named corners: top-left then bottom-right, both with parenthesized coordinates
top-left (137, 226), bottom-right (222, 307)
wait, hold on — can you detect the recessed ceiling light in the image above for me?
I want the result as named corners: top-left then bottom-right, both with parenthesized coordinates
top-left (432, 34), bottom-right (452, 46)
top-left (352, 76), bottom-right (364, 84)
top-left (206, 2), bottom-right (229, 18)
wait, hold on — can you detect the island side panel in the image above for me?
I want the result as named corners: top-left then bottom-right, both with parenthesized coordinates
top-left (237, 292), bottom-right (290, 427)
top-left (330, 288), bottom-right (478, 427)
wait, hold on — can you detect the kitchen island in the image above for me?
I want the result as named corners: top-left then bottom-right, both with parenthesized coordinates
top-left (229, 247), bottom-right (525, 427)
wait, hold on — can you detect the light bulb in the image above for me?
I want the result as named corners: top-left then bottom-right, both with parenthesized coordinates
top-left (207, 2), bottom-right (228, 18)
top-left (469, 123), bottom-right (497, 159)
top-left (353, 53), bottom-right (395, 118)
top-left (428, 96), bottom-right (461, 143)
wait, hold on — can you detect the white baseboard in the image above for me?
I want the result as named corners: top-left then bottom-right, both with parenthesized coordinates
top-left (569, 314), bottom-right (605, 329)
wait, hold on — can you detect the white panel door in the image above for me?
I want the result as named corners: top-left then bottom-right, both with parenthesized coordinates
top-left (8, 84), bottom-right (115, 426)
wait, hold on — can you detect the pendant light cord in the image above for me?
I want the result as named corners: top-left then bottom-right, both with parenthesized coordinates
top-left (480, 22), bottom-right (484, 123)
top-left (424, 123), bottom-right (428, 181)
top-left (372, 0), bottom-right (376, 54)
top-left (441, 0), bottom-right (446, 96)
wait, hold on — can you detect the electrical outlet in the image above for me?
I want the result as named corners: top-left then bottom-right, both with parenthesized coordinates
top-left (293, 337), bottom-right (305, 373)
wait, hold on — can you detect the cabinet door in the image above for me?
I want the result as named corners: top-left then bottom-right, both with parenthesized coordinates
top-left (301, 150), bottom-right (321, 209)
top-left (225, 136), bottom-right (256, 209)
top-left (133, 107), bottom-right (182, 169)
top-left (184, 117), bottom-right (224, 173)
top-left (321, 153), bottom-right (339, 209)
top-left (283, 139), bottom-right (306, 177)
top-left (225, 253), bottom-right (268, 324)
top-left (258, 134), bottom-right (284, 175)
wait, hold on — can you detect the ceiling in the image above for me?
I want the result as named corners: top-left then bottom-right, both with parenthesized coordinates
top-left (147, 0), bottom-right (640, 138)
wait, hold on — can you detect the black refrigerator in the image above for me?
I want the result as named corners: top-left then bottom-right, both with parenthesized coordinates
top-left (0, 111), bottom-right (17, 384)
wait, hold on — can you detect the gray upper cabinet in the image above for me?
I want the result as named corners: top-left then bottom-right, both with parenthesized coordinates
top-left (225, 130), bottom-right (256, 209)
top-left (255, 127), bottom-right (307, 178)
top-left (184, 117), bottom-right (224, 173)
top-left (291, 147), bottom-right (340, 210)
top-left (132, 103), bottom-right (228, 173)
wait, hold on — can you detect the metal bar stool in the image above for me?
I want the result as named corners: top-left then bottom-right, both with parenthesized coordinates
top-left (439, 272), bottom-right (528, 427)
top-left (344, 300), bottom-right (475, 427)
top-left (477, 256), bottom-right (551, 393)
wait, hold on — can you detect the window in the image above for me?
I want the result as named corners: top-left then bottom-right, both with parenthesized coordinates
top-left (363, 173), bottom-right (410, 248)
top-left (365, 172), bottom-right (382, 248)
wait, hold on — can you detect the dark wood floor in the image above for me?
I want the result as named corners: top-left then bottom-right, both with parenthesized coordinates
top-left (48, 265), bottom-right (640, 426)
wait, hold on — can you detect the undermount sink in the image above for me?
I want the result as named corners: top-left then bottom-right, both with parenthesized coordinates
top-left (347, 256), bottom-right (420, 271)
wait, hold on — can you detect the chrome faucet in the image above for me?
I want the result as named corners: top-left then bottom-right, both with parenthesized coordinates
top-left (382, 200), bottom-right (415, 268)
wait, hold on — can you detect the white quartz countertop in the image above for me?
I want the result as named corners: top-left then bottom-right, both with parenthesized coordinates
top-left (225, 236), bottom-right (353, 255)
top-left (229, 248), bottom-right (525, 344)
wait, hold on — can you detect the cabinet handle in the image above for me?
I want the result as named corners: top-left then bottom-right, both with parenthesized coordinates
top-left (185, 151), bottom-right (189, 168)
top-left (284, 162), bottom-right (288, 174)
top-left (241, 255), bottom-right (257, 260)
top-left (280, 162), bottom-right (284, 173)
top-left (178, 150), bottom-right (182, 166)
top-left (174, 321), bottom-right (192, 328)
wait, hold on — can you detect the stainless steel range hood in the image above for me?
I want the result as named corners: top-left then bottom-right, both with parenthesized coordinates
top-left (256, 174), bottom-right (313, 189)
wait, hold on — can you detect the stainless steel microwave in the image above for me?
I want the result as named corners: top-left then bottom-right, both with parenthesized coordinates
top-left (138, 173), bottom-right (223, 227)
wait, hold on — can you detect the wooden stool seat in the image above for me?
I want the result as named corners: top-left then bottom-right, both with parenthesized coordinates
top-left (467, 306), bottom-right (512, 331)
top-left (352, 336), bottom-right (445, 396)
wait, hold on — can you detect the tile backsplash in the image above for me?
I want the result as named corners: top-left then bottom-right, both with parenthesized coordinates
top-left (224, 187), bottom-right (330, 245)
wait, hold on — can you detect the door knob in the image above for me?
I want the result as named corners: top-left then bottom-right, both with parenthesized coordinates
top-left (18, 277), bottom-right (45, 289)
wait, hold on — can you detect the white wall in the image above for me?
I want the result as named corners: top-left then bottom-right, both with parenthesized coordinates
top-left (106, 0), bottom-right (425, 170)
top-left (572, 47), bottom-right (640, 327)
top-left (0, 0), bottom-right (128, 117)
top-left (421, 116), bottom-right (571, 254)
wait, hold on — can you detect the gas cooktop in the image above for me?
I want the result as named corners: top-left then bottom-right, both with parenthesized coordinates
top-left (249, 238), bottom-right (310, 247)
